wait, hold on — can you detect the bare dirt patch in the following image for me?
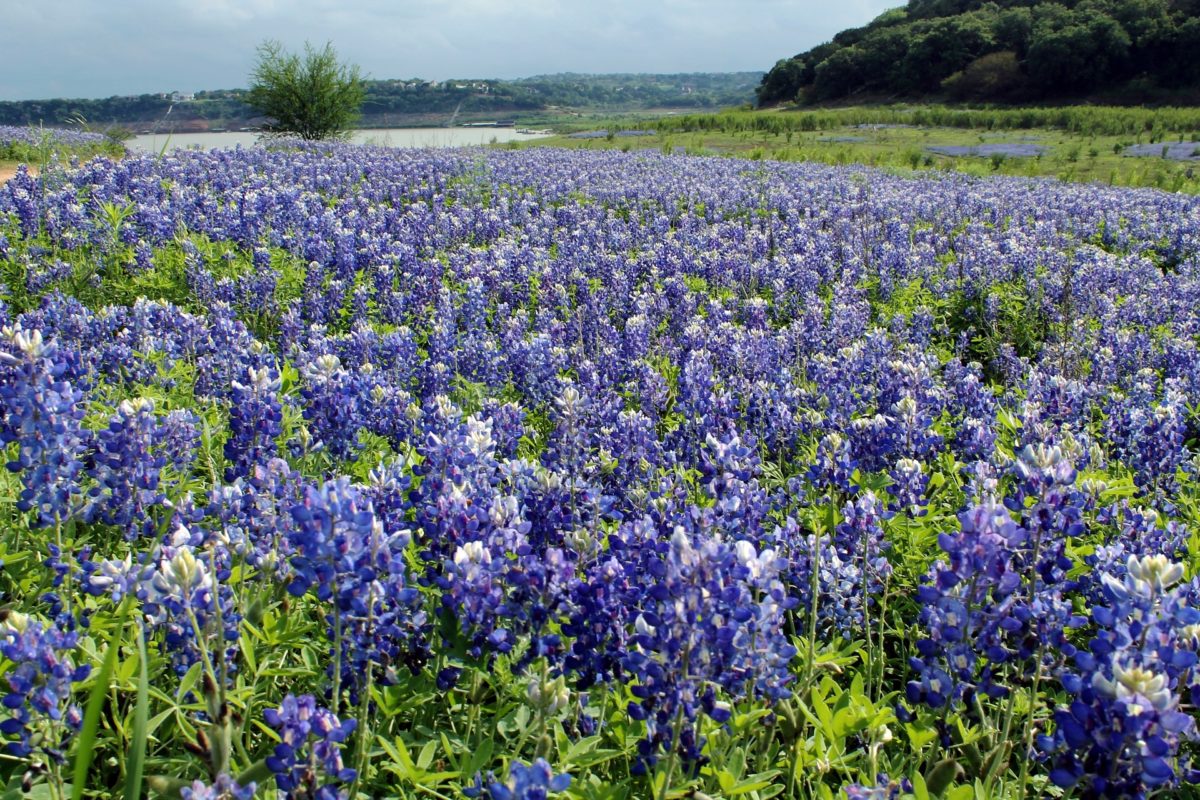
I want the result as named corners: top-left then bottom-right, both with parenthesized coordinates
top-left (0, 164), bottom-right (38, 184)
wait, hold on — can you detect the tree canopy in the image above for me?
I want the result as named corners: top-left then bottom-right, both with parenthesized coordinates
top-left (758, 0), bottom-right (1200, 105)
top-left (246, 40), bottom-right (365, 140)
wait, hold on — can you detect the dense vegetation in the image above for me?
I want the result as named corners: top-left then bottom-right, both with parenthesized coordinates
top-left (758, 0), bottom-right (1200, 105)
top-left (3, 130), bottom-right (1200, 799)
top-left (536, 104), bottom-right (1200, 191)
top-left (0, 73), bottom-right (760, 131)
top-left (652, 104), bottom-right (1200, 136)
top-left (246, 41), bottom-right (365, 141)
top-left (0, 125), bottom-right (125, 163)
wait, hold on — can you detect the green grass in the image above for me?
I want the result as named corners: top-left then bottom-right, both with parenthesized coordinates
top-left (0, 138), bottom-right (125, 165)
top-left (654, 105), bottom-right (1200, 137)
top-left (510, 108), bottom-right (1200, 193)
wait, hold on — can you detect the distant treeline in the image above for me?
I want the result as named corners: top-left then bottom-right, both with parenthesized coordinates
top-left (0, 73), bottom-right (760, 130)
top-left (653, 105), bottom-right (1200, 137)
top-left (758, 0), bottom-right (1200, 105)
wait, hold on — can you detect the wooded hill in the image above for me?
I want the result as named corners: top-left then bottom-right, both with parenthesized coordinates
top-left (0, 73), bottom-right (761, 132)
top-left (758, 0), bottom-right (1200, 105)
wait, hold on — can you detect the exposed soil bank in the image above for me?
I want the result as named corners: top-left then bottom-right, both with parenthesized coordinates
top-left (0, 164), bottom-right (38, 184)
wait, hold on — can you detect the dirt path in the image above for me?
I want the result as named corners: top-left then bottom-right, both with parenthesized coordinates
top-left (0, 164), bottom-right (37, 184)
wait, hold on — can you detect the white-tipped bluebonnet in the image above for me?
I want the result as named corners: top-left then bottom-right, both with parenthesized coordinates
top-left (0, 326), bottom-right (87, 527)
top-left (0, 614), bottom-right (89, 761)
top-left (223, 364), bottom-right (283, 480)
top-left (287, 478), bottom-right (429, 694)
top-left (1041, 555), bottom-right (1200, 797)
top-left (84, 397), bottom-right (199, 539)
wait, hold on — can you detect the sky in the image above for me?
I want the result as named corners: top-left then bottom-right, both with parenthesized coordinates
top-left (0, 0), bottom-right (898, 101)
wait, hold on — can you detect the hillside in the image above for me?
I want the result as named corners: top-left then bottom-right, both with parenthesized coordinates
top-left (758, 0), bottom-right (1200, 105)
top-left (0, 72), bottom-right (760, 133)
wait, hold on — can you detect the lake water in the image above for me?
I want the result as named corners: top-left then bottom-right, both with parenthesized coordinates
top-left (127, 127), bottom-right (550, 153)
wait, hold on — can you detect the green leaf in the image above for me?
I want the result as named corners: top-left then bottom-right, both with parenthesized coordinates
top-left (716, 769), bottom-right (735, 793)
top-left (728, 771), bottom-right (781, 796)
top-left (439, 731), bottom-right (460, 772)
top-left (925, 758), bottom-right (962, 797)
top-left (380, 736), bottom-right (416, 775)
top-left (146, 775), bottom-right (189, 799)
top-left (176, 661), bottom-right (203, 702)
top-left (911, 772), bottom-right (930, 800)
top-left (240, 625), bottom-right (258, 675)
top-left (905, 720), bottom-right (939, 750)
top-left (73, 598), bottom-right (131, 800)
top-left (123, 624), bottom-right (150, 800)
top-left (235, 760), bottom-right (275, 789)
top-left (417, 739), bottom-right (437, 771)
top-left (21, 784), bottom-right (75, 800)
top-left (464, 737), bottom-right (495, 775)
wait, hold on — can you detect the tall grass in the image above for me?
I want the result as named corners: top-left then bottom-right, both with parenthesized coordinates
top-left (655, 105), bottom-right (1200, 138)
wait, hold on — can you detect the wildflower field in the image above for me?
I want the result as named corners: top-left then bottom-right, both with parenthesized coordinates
top-left (2, 133), bottom-right (1200, 800)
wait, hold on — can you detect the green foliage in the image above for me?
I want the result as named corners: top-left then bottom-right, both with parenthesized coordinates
top-left (0, 73), bottom-right (760, 132)
top-left (0, 128), bottom-right (125, 164)
top-left (942, 51), bottom-right (1026, 101)
top-left (654, 104), bottom-right (1200, 138)
top-left (758, 0), bottom-right (1200, 105)
top-left (245, 40), bottom-right (365, 141)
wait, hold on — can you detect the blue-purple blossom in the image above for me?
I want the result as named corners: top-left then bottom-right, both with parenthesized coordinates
top-left (264, 694), bottom-right (357, 800)
top-left (0, 614), bottom-right (89, 761)
top-left (465, 759), bottom-right (571, 800)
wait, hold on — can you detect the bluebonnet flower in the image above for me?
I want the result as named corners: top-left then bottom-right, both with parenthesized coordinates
top-left (203, 457), bottom-right (304, 577)
top-left (887, 457), bottom-right (928, 517)
top-left (0, 326), bottom-right (87, 527)
top-left (618, 523), bottom-right (796, 772)
top-left (223, 365), bottom-right (283, 481)
top-left (287, 478), bottom-right (429, 696)
top-left (136, 524), bottom-right (240, 677)
top-left (465, 759), bottom-right (571, 800)
top-left (0, 613), bottom-right (90, 761)
top-left (844, 774), bottom-right (912, 799)
top-left (544, 383), bottom-right (588, 473)
top-left (698, 431), bottom-right (771, 541)
top-left (908, 500), bottom-right (1026, 708)
top-left (296, 353), bottom-right (362, 461)
top-left (84, 398), bottom-right (199, 539)
top-left (1041, 554), bottom-right (1200, 797)
top-left (808, 432), bottom-right (858, 497)
top-left (192, 305), bottom-right (275, 402)
top-left (180, 775), bottom-right (256, 800)
top-left (264, 695), bottom-right (357, 800)
top-left (791, 528), bottom-right (881, 639)
top-left (1078, 503), bottom-right (1188, 607)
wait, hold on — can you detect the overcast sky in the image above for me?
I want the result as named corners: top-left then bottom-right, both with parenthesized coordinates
top-left (0, 0), bottom-right (898, 101)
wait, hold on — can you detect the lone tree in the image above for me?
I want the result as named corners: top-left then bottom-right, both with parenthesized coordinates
top-left (246, 40), bottom-right (365, 140)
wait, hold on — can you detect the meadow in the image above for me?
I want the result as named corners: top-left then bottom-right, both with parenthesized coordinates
top-left (521, 106), bottom-right (1200, 193)
top-left (0, 126), bottom-right (125, 178)
top-left (1, 128), bottom-right (1200, 800)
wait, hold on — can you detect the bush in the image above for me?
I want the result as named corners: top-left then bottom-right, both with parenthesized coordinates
top-left (245, 40), bottom-right (365, 141)
top-left (942, 51), bottom-right (1026, 101)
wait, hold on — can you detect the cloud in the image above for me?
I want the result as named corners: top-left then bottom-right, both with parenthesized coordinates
top-left (183, 0), bottom-right (283, 24)
top-left (0, 0), bottom-right (898, 100)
